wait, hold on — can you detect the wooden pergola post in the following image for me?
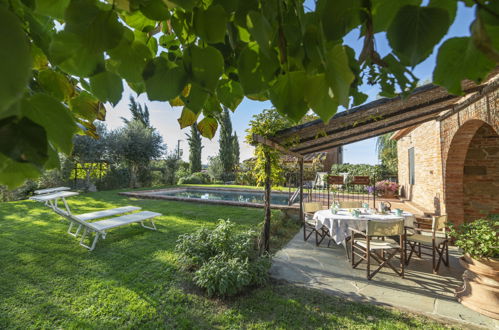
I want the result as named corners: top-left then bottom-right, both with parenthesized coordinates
top-left (299, 158), bottom-right (304, 240)
top-left (252, 134), bottom-right (304, 254)
top-left (262, 150), bottom-right (271, 253)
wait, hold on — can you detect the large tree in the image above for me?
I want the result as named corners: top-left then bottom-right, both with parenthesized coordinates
top-left (107, 120), bottom-right (164, 188)
top-left (1, 0), bottom-right (498, 187)
top-left (122, 96), bottom-right (150, 127)
top-left (218, 107), bottom-right (234, 181)
top-left (186, 124), bottom-right (203, 173)
top-left (376, 133), bottom-right (398, 175)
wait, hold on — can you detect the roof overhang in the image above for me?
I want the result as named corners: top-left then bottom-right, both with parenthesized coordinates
top-left (264, 71), bottom-right (499, 156)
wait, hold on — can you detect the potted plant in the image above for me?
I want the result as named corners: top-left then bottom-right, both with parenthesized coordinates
top-left (449, 217), bottom-right (499, 319)
top-left (374, 180), bottom-right (399, 198)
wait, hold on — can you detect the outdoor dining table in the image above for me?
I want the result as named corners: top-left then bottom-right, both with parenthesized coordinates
top-left (313, 209), bottom-right (416, 255)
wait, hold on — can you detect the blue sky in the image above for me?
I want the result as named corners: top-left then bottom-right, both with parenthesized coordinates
top-left (105, 2), bottom-right (474, 165)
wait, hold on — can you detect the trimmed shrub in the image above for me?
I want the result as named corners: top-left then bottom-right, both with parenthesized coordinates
top-left (175, 220), bottom-right (271, 296)
top-left (177, 172), bottom-right (211, 185)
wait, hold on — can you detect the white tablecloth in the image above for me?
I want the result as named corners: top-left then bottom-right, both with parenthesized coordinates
top-left (313, 209), bottom-right (415, 245)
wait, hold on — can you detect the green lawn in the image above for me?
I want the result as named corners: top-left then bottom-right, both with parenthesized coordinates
top-left (0, 189), bottom-right (455, 329)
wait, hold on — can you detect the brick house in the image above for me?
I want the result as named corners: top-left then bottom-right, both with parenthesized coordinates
top-left (392, 88), bottom-right (499, 225)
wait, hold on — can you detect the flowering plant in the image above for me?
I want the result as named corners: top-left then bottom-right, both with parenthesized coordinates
top-left (375, 180), bottom-right (399, 194)
top-left (365, 186), bottom-right (375, 194)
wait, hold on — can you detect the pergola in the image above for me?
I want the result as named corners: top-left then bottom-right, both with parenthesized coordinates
top-left (253, 73), bottom-right (499, 252)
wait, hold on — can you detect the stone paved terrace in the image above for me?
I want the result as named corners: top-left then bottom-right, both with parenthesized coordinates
top-left (270, 232), bottom-right (499, 329)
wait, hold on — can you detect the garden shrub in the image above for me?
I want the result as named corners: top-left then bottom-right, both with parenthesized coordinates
top-left (448, 218), bottom-right (499, 259)
top-left (177, 172), bottom-right (211, 185)
top-left (175, 220), bottom-right (271, 296)
top-left (330, 163), bottom-right (394, 182)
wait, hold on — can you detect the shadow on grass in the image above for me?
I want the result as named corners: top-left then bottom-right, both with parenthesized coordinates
top-left (0, 190), bottom-right (451, 329)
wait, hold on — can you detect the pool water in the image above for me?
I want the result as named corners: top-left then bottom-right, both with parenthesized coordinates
top-left (155, 189), bottom-right (292, 205)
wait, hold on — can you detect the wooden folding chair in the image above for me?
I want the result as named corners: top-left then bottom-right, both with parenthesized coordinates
top-left (405, 215), bottom-right (449, 274)
top-left (339, 201), bottom-right (363, 209)
top-left (350, 219), bottom-right (405, 280)
top-left (303, 202), bottom-right (325, 245)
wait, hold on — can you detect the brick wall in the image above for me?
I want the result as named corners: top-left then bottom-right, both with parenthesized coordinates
top-left (397, 120), bottom-right (444, 214)
top-left (396, 89), bottom-right (499, 224)
top-left (440, 90), bottom-right (499, 224)
top-left (462, 124), bottom-right (499, 221)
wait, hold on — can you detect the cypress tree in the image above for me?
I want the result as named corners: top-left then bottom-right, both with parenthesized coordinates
top-left (218, 107), bottom-right (234, 181)
top-left (122, 96), bottom-right (150, 127)
top-left (186, 124), bottom-right (203, 173)
top-left (232, 132), bottom-right (240, 169)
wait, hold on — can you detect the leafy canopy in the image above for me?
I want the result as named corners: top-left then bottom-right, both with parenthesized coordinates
top-left (1, 0), bottom-right (498, 187)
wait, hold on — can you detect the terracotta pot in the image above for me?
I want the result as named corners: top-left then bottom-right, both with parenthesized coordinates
top-left (455, 255), bottom-right (499, 319)
top-left (461, 254), bottom-right (499, 281)
top-left (381, 190), bottom-right (396, 198)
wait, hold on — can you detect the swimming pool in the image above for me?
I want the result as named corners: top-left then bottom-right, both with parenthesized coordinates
top-left (120, 187), bottom-right (302, 209)
top-left (154, 189), bottom-right (290, 205)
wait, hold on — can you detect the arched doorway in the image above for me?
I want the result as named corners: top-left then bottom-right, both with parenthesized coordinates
top-left (445, 120), bottom-right (499, 225)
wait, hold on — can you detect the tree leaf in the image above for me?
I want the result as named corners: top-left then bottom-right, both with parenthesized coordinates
top-left (197, 117), bottom-right (218, 139)
top-left (182, 83), bottom-right (209, 113)
top-left (202, 95), bottom-right (223, 117)
top-left (428, 0), bottom-right (457, 23)
top-left (31, 45), bottom-right (49, 71)
top-left (89, 71), bottom-right (124, 106)
top-left (49, 31), bottom-right (104, 77)
top-left (371, 0), bottom-right (420, 33)
top-left (35, 0), bottom-right (70, 19)
top-left (108, 39), bottom-right (152, 82)
top-left (0, 7), bottom-right (32, 113)
top-left (269, 71), bottom-right (308, 122)
top-left (325, 44), bottom-right (355, 107)
top-left (140, 0), bottom-right (170, 20)
top-left (143, 57), bottom-right (188, 102)
top-left (23, 94), bottom-right (78, 154)
top-left (70, 91), bottom-right (106, 121)
top-left (122, 10), bottom-right (157, 32)
top-left (0, 154), bottom-right (42, 189)
top-left (0, 116), bottom-right (48, 168)
top-left (304, 73), bottom-right (338, 122)
top-left (177, 107), bottom-right (198, 129)
top-left (319, 0), bottom-right (362, 41)
top-left (166, 0), bottom-right (197, 11)
top-left (238, 43), bottom-right (279, 95)
top-left (184, 45), bottom-right (224, 91)
top-left (65, 0), bottom-right (125, 51)
top-left (433, 37), bottom-right (495, 94)
top-left (216, 79), bottom-right (244, 111)
top-left (387, 5), bottom-right (450, 66)
top-left (38, 69), bottom-right (75, 101)
top-left (246, 11), bottom-right (273, 55)
top-left (194, 4), bottom-right (228, 44)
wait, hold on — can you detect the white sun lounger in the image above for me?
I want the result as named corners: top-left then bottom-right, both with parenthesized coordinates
top-left (67, 206), bottom-right (142, 237)
top-left (30, 191), bottom-right (80, 213)
top-left (53, 207), bottom-right (161, 251)
top-left (34, 187), bottom-right (71, 195)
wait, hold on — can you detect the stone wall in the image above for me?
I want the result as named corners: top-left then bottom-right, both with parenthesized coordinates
top-left (397, 120), bottom-right (444, 214)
